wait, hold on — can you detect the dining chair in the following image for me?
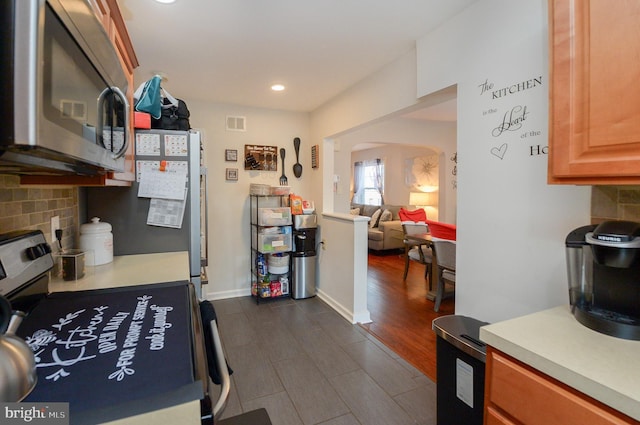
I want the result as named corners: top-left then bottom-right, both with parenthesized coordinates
top-left (401, 222), bottom-right (433, 281)
top-left (431, 238), bottom-right (456, 312)
top-left (399, 207), bottom-right (433, 282)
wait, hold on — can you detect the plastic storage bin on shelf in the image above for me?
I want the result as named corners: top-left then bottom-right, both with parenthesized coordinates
top-left (256, 234), bottom-right (292, 253)
top-left (250, 184), bottom-right (271, 195)
top-left (252, 227), bottom-right (292, 253)
top-left (257, 207), bottom-right (292, 226)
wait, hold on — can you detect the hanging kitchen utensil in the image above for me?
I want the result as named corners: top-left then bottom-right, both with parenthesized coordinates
top-left (279, 148), bottom-right (288, 185)
top-left (293, 137), bottom-right (303, 178)
top-left (0, 295), bottom-right (37, 402)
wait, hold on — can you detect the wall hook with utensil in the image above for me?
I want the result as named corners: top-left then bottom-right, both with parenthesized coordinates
top-left (293, 137), bottom-right (302, 178)
top-left (279, 148), bottom-right (288, 185)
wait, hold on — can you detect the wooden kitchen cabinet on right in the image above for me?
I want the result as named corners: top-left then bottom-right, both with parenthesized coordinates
top-left (548, 0), bottom-right (640, 185)
top-left (484, 348), bottom-right (638, 425)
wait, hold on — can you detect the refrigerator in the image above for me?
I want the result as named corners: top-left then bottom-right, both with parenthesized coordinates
top-left (86, 129), bottom-right (208, 299)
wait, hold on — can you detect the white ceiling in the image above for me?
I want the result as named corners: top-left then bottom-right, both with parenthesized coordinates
top-left (118, 0), bottom-right (474, 117)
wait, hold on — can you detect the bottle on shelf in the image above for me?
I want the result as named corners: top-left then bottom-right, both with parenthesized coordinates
top-left (257, 253), bottom-right (267, 276)
top-left (259, 274), bottom-right (271, 298)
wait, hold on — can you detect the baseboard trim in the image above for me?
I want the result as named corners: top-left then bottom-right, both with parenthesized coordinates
top-left (206, 288), bottom-right (250, 300)
top-left (316, 289), bottom-right (372, 324)
top-left (204, 288), bottom-right (372, 325)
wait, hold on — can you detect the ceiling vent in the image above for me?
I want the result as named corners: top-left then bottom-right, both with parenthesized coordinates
top-left (226, 116), bottom-right (246, 132)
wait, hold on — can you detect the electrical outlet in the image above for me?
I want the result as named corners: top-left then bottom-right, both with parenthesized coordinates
top-left (51, 216), bottom-right (60, 241)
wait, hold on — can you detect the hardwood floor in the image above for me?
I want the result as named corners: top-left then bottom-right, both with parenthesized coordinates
top-left (360, 250), bottom-right (454, 382)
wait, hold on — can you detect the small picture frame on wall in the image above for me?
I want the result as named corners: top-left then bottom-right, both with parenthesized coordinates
top-left (226, 168), bottom-right (238, 181)
top-left (225, 149), bottom-right (238, 162)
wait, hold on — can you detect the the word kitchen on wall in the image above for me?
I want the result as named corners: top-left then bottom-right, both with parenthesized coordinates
top-left (478, 75), bottom-right (546, 161)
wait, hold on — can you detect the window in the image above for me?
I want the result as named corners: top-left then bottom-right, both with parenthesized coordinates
top-left (353, 159), bottom-right (384, 205)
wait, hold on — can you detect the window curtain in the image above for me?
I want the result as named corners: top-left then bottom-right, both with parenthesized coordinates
top-left (352, 161), bottom-right (364, 202)
top-left (352, 159), bottom-right (384, 204)
top-left (374, 158), bottom-right (384, 204)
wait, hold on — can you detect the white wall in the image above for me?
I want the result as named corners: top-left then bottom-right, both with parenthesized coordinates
top-left (195, 0), bottom-right (592, 325)
top-left (309, 50), bottom-right (429, 320)
top-left (416, 0), bottom-right (591, 323)
top-left (318, 213), bottom-right (371, 324)
top-left (309, 0), bottom-right (591, 325)
top-left (186, 102), bottom-right (313, 299)
top-left (310, 50), bottom-right (422, 141)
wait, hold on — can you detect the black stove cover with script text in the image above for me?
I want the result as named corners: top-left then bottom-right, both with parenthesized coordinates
top-left (16, 280), bottom-right (202, 424)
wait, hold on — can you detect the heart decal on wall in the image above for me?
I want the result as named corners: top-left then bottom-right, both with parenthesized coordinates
top-left (490, 143), bottom-right (508, 160)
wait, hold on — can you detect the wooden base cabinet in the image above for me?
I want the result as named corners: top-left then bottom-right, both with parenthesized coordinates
top-left (484, 348), bottom-right (639, 425)
top-left (548, 0), bottom-right (640, 184)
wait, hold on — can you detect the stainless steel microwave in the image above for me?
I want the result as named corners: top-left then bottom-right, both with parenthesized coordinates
top-left (0, 0), bottom-right (130, 176)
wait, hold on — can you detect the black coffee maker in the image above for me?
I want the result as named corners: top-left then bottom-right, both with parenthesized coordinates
top-left (565, 220), bottom-right (640, 340)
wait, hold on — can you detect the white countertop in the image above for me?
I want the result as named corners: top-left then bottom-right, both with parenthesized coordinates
top-left (49, 251), bottom-right (201, 425)
top-left (49, 251), bottom-right (190, 292)
top-left (480, 305), bottom-right (640, 421)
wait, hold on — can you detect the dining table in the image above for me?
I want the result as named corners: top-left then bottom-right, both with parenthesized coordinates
top-left (404, 232), bottom-right (439, 301)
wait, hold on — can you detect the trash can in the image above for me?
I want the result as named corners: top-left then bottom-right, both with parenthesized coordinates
top-left (432, 315), bottom-right (489, 425)
top-left (291, 255), bottom-right (316, 299)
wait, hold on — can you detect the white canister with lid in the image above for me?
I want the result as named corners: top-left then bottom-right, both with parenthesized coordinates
top-left (79, 217), bottom-right (113, 266)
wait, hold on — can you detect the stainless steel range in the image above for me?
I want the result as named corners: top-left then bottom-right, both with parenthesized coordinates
top-left (0, 230), bottom-right (229, 424)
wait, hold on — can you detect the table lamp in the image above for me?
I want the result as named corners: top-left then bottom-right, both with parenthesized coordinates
top-left (409, 191), bottom-right (437, 217)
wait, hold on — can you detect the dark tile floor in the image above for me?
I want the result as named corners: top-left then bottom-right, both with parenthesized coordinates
top-left (211, 296), bottom-right (436, 425)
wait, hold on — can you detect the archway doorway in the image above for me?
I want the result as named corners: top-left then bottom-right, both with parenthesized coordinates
top-left (326, 95), bottom-right (458, 379)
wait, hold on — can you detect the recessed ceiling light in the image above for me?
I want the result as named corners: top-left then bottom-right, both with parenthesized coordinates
top-left (271, 84), bottom-right (285, 92)
top-left (154, 0), bottom-right (177, 4)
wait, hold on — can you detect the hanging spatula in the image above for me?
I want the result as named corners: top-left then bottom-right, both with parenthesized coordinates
top-left (279, 148), bottom-right (288, 185)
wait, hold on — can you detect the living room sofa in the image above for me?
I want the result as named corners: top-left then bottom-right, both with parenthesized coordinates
top-left (350, 203), bottom-right (406, 252)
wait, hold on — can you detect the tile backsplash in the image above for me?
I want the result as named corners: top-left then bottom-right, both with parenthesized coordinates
top-left (0, 175), bottom-right (79, 249)
top-left (2, 176), bottom-right (639, 251)
top-left (591, 186), bottom-right (640, 224)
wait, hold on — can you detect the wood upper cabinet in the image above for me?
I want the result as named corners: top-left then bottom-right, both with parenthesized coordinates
top-left (86, 0), bottom-right (138, 185)
top-left (548, 0), bottom-right (640, 184)
top-left (89, 0), bottom-right (111, 32)
top-left (22, 0), bottom-right (138, 187)
top-left (107, 3), bottom-right (137, 185)
top-left (484, 348), bottom-right (638, 425)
